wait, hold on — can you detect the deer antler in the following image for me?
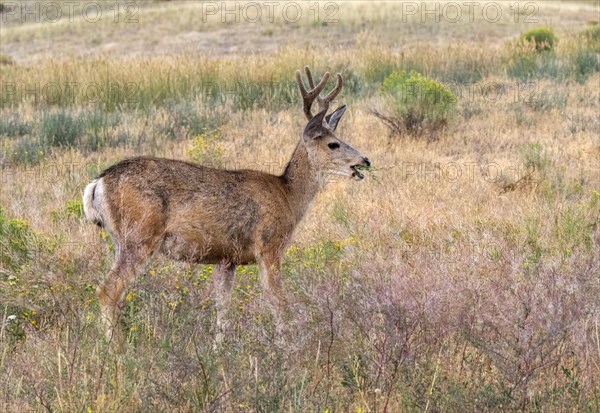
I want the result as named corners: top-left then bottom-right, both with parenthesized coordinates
top-left (295, 66), bottom-right (343, 120)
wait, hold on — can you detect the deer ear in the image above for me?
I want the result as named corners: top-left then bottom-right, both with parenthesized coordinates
top-left (302, 108), bottom-right (327, 142)
top-left (325, 104), bottom-right (347, 131)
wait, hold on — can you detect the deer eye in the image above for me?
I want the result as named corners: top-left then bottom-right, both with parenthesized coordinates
top-left (328, 142), bottom-right (340, 150)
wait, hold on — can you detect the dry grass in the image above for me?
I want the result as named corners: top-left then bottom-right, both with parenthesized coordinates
top-left (1, 1), bottom-right (598, 63)
top-left (1, 1), bottom-right (600, 412)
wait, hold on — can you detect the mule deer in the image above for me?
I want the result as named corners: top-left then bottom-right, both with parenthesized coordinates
top-left (83, 66), bottom-right (370, 341)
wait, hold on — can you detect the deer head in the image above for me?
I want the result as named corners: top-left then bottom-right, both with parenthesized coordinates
top-left (295, 66), bottom-right (370, 181)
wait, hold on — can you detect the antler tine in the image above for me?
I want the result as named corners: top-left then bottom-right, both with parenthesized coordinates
top-left (320, 73), bottom-right (343, 108)
top-left (304, 66), bottom-right (317, 89)
top-left (295, 69), bottom-right (308, 97)
top-left (296, 66), bottom-right (331, 120)
top-left (295, 70), bottom-right (312, 120)
top-left (305, 67), bottom-right (343, 115)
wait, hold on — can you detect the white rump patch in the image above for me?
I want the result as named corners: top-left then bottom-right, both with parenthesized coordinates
top-left (83, 178), bottom-right (104, 225)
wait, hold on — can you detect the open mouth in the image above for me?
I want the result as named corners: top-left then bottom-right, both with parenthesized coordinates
top-left (350, 165), bottom-right (365, 181)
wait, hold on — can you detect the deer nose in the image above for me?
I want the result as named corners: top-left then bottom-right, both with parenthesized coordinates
top-left (363, 157), bottom-right (371, 167)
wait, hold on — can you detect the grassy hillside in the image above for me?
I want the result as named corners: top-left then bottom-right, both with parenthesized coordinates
top-left (1, 1), bottom-right (599, 412)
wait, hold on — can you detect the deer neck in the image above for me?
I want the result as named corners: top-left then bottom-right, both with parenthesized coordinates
top-left (281, 141), bottom-right (323, 223)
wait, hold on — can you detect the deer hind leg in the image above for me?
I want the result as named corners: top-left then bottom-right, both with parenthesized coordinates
top-left (97, 245), bottom-right (152, 343)
top-left (214, 263), bottom-right (236, 344)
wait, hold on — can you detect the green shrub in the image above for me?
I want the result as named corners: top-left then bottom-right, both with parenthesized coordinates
top-left (0, 208), bottom-right (34, 271)
top-left (506, 27), bottom-right (562, 80)
top-left (187, 128), bottom-right (223, 167)
top-left (160, 101), bottom-right (209, 141)
top-left (9, 137), bottom-right (46, 165)
top-left (0, 116), bottom-right (32, 137)
top-left (3, 110), bottom-right (116, 164)
top-left (376, 70), bottom-right (457, 138)
top-left (520, 27), bottom-right (558, 52)
top-left (573, 49), bottom-right (600, 83)
top-left (507, 46), bottom-right (595, 82)
top-left (40, 111), bottom-right (84, 148)
top-left (65, 199), bottom-right (84, 218)
top-left (81, 110), bottom-right (119, 151)
top-left (50, 199), bottom-right (85, 223)
top-left (506, 51), bottom-right (538, 80)
top-left (580, 25), bottom-right (600, 52)
top-left (505, 41), bottom-right (569, 81)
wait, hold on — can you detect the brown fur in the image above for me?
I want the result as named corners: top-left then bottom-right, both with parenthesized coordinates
top-left (83, 66), bottom-right (370, 342)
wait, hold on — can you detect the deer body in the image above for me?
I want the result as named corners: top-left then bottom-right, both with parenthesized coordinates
top-left (84, 67), bottom-right (370, 341)
top-left (88, 157), bottom-right (299, 264)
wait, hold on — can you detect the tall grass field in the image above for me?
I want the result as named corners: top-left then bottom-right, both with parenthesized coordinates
top-left (1, 1), bottom-right (599, 411)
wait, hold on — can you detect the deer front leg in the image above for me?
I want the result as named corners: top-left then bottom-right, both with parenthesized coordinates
top-left (214, 263), bottom-right (236, 344)
top-left (257, 251), bottom-right (288, 342)
top-left (257, 251), bottom-right (286, 311)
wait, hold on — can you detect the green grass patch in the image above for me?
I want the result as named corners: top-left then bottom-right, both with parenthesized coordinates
top-left (39, 111), bottom-right (85, 148)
